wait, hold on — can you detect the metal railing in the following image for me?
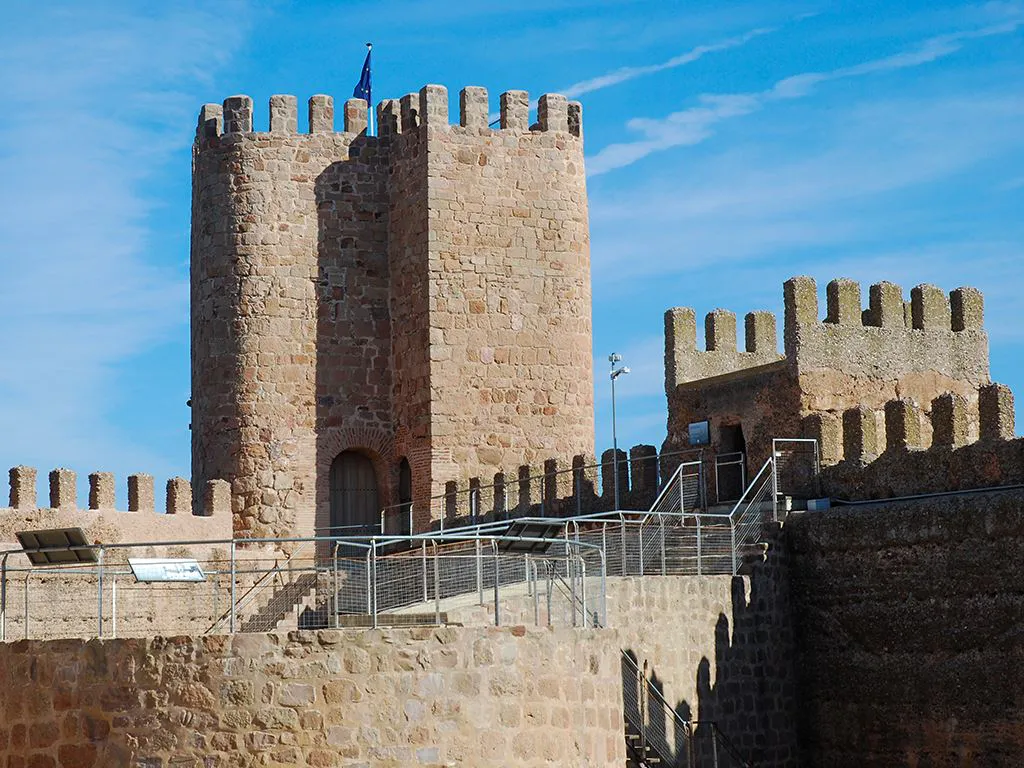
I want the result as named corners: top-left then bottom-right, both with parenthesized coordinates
top-left (376, 447), bottom-right (724, 533)
top-left (621, 651), bottom-right (754, 768)
top-left (0, 439), bottom-right (818, 641)
top-left (0, 530), bottom-right (605, 641)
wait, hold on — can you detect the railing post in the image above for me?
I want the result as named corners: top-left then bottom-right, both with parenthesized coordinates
top-left (638, 525), bottom-right (644, 578)
top-left (532, 560), bottom-right (539, 625)
top-left (97, 548), bottom-right (104, 638)
top-left (619, 515), bottom-right (627, 576)
top-left (696, 516), bottom-right (702, 576)
top-left (229, 540), bottom-right (236, 633)
top-left (600, 549), bottom-right (607, 627)
top-left (421, 540), bottom-right (428, 604)
top-left (370, 539), bottom-right (378, 628)
top-left (575, 466), bottom-right (582, 517)
top-left (433, 542), bottom-right (441, 625)
top-left (731, 519), bottom-right (738, 576)
top-left (492, 541), bottom-right (500, 627)
top-left (332, 542), bottom-right (339, 628)
top-left (476, 538), bottom-right (483, 606)
top-left (771, 441), bottom-right (780, 522)
top-left (580, 557), bottom-right (587, 627)
top-left (546, 562), bottom-right (552, 627)
top-left (570, 545), bottom-right (577, 628)
top-left (712, 724), bottom-right (720, 768)
top-left (659, 513), bottom-right (666, 576)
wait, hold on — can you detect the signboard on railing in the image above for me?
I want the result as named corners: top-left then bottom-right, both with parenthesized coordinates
top-left (128, 558), bottom-right (206, 583)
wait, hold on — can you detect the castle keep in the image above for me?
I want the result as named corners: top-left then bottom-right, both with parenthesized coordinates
top-left (191, 87), bottom-right (594, 540)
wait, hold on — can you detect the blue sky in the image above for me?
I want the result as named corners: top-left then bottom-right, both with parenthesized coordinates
top-left (1, 0), bottom-right (1022, 505)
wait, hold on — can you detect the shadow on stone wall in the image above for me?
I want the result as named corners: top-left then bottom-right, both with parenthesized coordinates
top-left (621, 532), bottom-right (800, 767)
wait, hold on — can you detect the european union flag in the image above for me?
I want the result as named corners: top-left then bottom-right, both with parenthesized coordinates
top-left (353, 44), bottom-right (372, 107)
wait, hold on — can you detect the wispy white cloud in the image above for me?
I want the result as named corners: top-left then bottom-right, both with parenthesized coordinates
top-left (0, 2), bottom-right (253, 499)
top-left (590, 90), bottom-right (1024, 280)
top-left (587, 19), bottom-right (1023, 176)
top-left (562, 26), bottom-right (776, 98)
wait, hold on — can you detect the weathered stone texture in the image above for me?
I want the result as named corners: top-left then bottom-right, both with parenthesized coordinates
top-left (665, 276), bottom-right (994, 472)
top-left (788, 491), bottom-right (1024, 766)
top-left (192, 87), bottom-right (592, 537)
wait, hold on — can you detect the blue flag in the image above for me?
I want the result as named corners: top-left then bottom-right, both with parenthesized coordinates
top-left (353, 45), bottom-right (372, 106)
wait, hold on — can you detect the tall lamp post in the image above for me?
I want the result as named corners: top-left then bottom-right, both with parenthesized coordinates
top-left (608, 353), bottom-right (630, 510)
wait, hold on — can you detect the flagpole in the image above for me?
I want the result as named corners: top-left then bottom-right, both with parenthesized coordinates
top-left (366, 42), bottom-right (374, 137)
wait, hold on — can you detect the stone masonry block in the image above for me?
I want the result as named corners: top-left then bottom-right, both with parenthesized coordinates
top-left (88, 472), bottom-right (116, 510)
top-left (269, 94), bottom-right (297, 133)
top-left (400, 93), bottom-right (419, 132)
top-left (600, 449), bottom-right (629, 504)
top-left (567, 101), bottom-right (583, 137)
top-left (629, 445), bottom-right (658, 501)
top-left (166, 477), bottom-right (192, 515)
top-left (308, 95), bottom-right (334, 133)
top-left (911, 284), bottom-right (950, 330)
top-left (979, 383), bottom-right (1015, 441)
top-left (343, 98), bottom-right (368, 134)
top-left (538, 94), bottom-right (568, 132)
top-left (197, 103), bottom-right (223, 139)
top-left (826, 279), bottom-right (861, 325)
top-left (419, 84), bottom-right (448, 126)
top-left (802, 413), bottom-right (842, 465)
top-left (128, 473), bottom-right (155, 512)
top-left (459, 87), bottom-right (488, 130)
top-left (885, 399), bottom-right (922, 450)
top-left (572, 454), bottom-right (599, 504)
top-left (10, 466), bottom-right (37, 508)
top-left (930, 393), bottom-right (969, 448)
top-left (868, 281), bottom-right (903, 328)
top-left (49, 468), bottom-right (77, 508)
top-left (376, 99), bottom-right (399, 137)
top-left (664, 308), bottom-right (696, 391)
top-left (222, 95), bottom-right (252, 133)
top-left (500, 90), bottom-right (529, 131)
top-left (843, 406), bottom-right (878, 462)
top-left (705, 310), bottom-right (737, 352)
top-left (950, 286), bottom-right (984, 331)
top-left (744, 311), bottom-right (776, 354)
top-left (204, 479), bottom-right (231, 517)
top-left (784, 276), bottom-right (818, 342)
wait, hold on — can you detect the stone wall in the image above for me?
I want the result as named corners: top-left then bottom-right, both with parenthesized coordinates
top-left (787, 490), bottom-right (1024, 766)
top-left (0, 569), bottom-right (798, 767)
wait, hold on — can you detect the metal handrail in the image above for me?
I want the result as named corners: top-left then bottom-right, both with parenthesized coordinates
top-left (691, 721), bottom-right (754, 768)
top-left (375, 446), bottom-right (723, 522)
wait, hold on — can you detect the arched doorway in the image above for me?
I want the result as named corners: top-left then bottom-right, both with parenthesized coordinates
top-left (329, 450), bottom-right (379, 534)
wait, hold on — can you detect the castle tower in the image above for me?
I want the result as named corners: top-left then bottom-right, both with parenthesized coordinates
top-left (663, 277), bottom-right (990, 474)
top-left (191, 86), bottom-right (593, 539)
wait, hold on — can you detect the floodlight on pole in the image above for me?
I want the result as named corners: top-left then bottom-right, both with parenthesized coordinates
top-left (608, 354), bottom-right (630, 510)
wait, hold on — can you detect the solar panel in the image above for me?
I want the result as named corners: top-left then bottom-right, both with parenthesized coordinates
top-left (15, 528), bottom-right (97, 565)
top-left (497, 520), bottom-right (564, 553)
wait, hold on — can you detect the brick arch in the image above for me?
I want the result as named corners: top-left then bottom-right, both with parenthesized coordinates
top-left (315, 426), bottom-right (396, 534)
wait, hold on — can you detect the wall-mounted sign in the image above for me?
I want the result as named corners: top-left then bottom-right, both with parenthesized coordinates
top-left (129, 558), bottom-right (206, 583)
top-left (688, 420), bottom-right (711, 447)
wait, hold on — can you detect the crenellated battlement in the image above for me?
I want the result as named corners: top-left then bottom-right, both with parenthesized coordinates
top-left (664, 306), bottom-right (783, 390)
top-left (802, 383), bottom-right (1021, 499)
top-left (783, 276), bottom-right (989, 388)
top-left (3, 466), bottom-right (230, 517)
top-left (194, 85), bottom-right (583, 145)
top-left (805, 382), bottom-right (1015, 463)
